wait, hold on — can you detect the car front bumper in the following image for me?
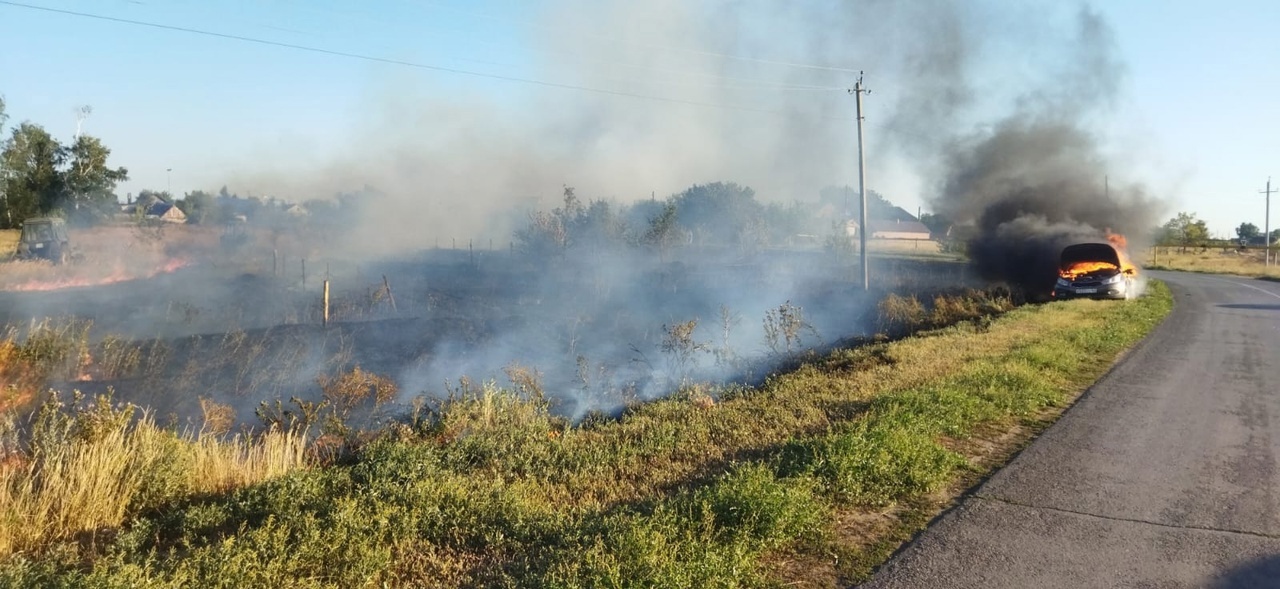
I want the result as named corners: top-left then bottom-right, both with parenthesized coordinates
top-left (1054, 282), bottom-right (1129, 300)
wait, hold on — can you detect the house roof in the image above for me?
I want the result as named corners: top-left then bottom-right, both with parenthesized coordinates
top-left (133, 202), bottom-right (186, 219)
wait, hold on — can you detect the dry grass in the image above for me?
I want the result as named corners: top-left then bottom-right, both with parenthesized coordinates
top-left (0, 225), bottom-right (200, 291)
top-left (0, 395), bottom-right (307, 558)
top-left (1141, 246), bottom-right (1280, 278)
top-left (0, 230), bottom-right (18, 258)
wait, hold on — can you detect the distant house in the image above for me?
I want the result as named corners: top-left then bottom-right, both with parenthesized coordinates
top-left (147, 202), bottom-right (188, 223)
top-left (869, 219), bottom-right (931, 240)
top-left (119, 201), bottom-right (187, 223)
top-left (845, 219), bottom-right (933, 240)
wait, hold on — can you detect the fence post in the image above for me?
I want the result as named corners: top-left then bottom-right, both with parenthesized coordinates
top-left (322, 279), bottom-right (330, 326)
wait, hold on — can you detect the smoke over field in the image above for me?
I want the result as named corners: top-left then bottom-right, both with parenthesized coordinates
top-left (0, 2), bottom-right (1162, 427)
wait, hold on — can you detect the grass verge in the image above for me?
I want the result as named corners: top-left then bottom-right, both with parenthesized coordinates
top-left (0, 282), bottom-right (1173, 587)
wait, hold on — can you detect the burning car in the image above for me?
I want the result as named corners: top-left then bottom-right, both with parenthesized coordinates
top-left (1053, 241), bottom-right (1138, 300)
top-left (16, 217), bottom-right (71, 264)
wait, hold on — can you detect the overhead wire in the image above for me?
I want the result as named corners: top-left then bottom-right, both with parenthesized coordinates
top-left (313, 0), bottom-right (864, 75)
top-left (0, 0), bottom-right (854, 118)
top-left (231, 0), bottom-right (851, 93)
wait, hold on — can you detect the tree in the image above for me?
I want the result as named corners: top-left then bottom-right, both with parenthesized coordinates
top-left (1236, 222), bottom-right (1261, 243)
top-left (0, 102), bottom-right (128, 228)
top-left (514, 186), bottom-right (575, 257)
top-left (1162, 212), bottom-right (1210, 251)
top-left (670, 182), bottom-right (763, 246)
top-left (176, 190), bottom-right (222, 224)
top-left (133, 189), bottom-right (171, 208)
top-left (643, 202), bottom-right (680, 262)
top-left (0, 122), bottom-right (64, 227)
top-left (818, 186), bottom-right (901, 220)
top-left (63, 135), bottom-right (128, 224)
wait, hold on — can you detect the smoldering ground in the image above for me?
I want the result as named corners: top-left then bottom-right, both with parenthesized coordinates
top-left (5, 1), bottom-right (1163, 424)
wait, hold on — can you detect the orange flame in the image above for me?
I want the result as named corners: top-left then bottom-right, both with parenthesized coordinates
top-left (1062, 260), bottom-right (1119, 279)
top-left (2, 258), bottom-right (192, 292)
top-left (1059, 231), bottom-right (1140, 280)
top-left (1107, 231), bottom-right (1139, 275)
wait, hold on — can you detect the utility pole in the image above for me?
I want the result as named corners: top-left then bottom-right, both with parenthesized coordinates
top-left (167, 168), bottom-right (173, 197)
top-left (1263, 178), bottom-right (1276, 266)
top-left (850, 73), bottom-right (870, 290)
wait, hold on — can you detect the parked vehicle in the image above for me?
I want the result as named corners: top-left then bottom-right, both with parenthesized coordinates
top-left (16, 217), bottom-right (71, 264)
top-left (1053, 242), bottom-right (1136, 300)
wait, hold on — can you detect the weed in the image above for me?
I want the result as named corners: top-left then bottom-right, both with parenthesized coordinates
top-left (198, 397), bottom-right (235, 436)
top-left (711, 304), bottom-right (742, 370)
top-left (763, 301), bottom-right (818, 355)
top-left (661, 318), bottom-right (709, 385)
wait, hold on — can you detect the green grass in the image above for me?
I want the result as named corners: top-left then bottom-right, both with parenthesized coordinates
top-left (0, 282), bottom-right (1174, 588)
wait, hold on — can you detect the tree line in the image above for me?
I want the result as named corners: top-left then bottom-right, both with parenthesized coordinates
top-left (0, 97), bottom-right (129, 228)
top-left (1154, 212), bottom-right (1280, 250)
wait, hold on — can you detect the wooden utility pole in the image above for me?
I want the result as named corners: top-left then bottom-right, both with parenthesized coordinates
top-left (1263, 178), bottom-right (1276, 266)
top-left (850, 73), bottom-right (871, 290)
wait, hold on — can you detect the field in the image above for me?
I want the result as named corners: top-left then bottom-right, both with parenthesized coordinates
top-left (0, 223), bottom-right (978, 424)
top-left (1141, 245), bottom-right (1280, 278)
top-left (0, 280), bottom-right (1172, 587)
top-left (0, 219), bottom-right (1173, 586)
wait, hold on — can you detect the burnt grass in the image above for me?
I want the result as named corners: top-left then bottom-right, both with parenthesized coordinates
top-left (3, 247), bottom-right (984, 426)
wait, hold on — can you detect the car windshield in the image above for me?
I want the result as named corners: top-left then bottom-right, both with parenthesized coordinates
top-left (23, 225), bottom-right (53, 242)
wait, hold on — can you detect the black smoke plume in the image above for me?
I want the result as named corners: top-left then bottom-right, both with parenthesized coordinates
top-left (927, 8), bottom-right (1162, 293)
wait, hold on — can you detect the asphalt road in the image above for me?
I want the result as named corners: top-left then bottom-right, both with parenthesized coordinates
top-left (860, 271), bottom-right (1280, 589)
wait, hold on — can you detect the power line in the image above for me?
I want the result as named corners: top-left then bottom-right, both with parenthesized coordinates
top-left (265, 1), bottom-right (850, 93)
top-left (301, 0), bottom-right (863, 75)
top-left (0, 1), bottom-right (832, 116)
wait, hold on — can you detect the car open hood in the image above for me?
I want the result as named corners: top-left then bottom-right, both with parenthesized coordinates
top-left (1059, 243), bottom-right (1122, 270)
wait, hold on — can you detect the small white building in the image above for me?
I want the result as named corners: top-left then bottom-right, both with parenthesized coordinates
top-left (846, 219), bottom-right (932, 240)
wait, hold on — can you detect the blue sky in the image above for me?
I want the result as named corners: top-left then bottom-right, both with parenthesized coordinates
top-left (1, 0), bottom-right (1278, 239)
